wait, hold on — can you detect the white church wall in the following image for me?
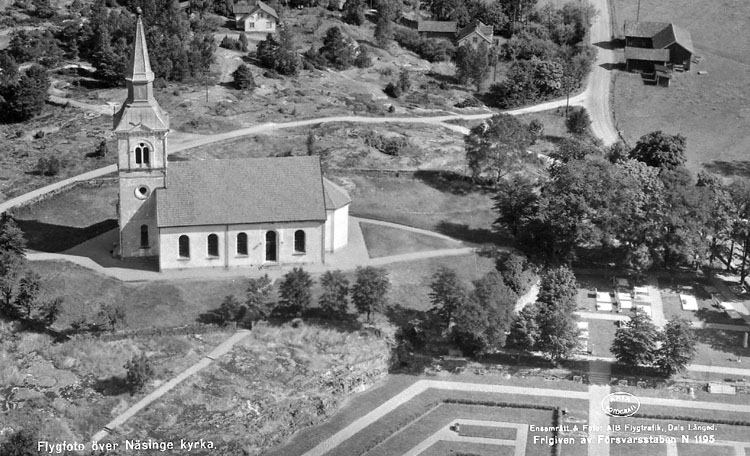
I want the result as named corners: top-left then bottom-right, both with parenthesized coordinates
top-left (158, 221), bottom-right (324, 270)
top-left (332, 205), bottom-right (349, 251)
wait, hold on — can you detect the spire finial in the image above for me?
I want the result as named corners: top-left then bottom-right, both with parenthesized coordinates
top-left (136, 6), bottom-right (142, 16)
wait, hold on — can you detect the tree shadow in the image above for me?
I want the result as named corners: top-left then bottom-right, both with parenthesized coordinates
top-left (599, 62), bottom-right (625, 71)
top-left (703, 160), bottom-right (750, 178)
top-left (593, 40), bottom-right (620, 50)
top-left (383, 303), bottom-right (427, 329)
top-left (694, 307), bottom-right (735, 324)
top-left (14, 218), bottom-right (118, 252)
top-left (92, 376), bottom-right (130, 396)
top-left (426, 71), bottom-right (458, 86)
top-left (413, 170), bottom-right (483, 196)
top-left (436, 221), bottom-right (499, 245)
top-left (694, 328), bottom-right (749, 359)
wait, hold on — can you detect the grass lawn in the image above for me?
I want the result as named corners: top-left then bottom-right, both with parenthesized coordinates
top-left (656, 277), bottom-right (737, 325)
top-left (428, 441), bottom-right (516, 456)
top-left (271, 374), bottom-right (589, 456)
top-left (12, 180), bottom-right (118, 252)
top-left (359, 221), bottom-right (463, 258)
top-left (617, 416), bottom-right (750, 442)
top-left (585, 319), bottom-right (618, 358)
top-left (367, 403), bottom-right (554, 456)
top-left (611, 0), bottom-right (750, 175)
top-left (692, 329), bottom-right (750, 367)
top-left (675, 443), bottom-right (734, 456)
top-left (326, 387), bottom-right (587, 456)
top-left (346, 173), bottom-right (498, 245)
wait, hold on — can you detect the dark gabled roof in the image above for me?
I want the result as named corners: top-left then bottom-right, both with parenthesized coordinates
top-left (323, 179), bottom-right (351, 210)
top-left (156, 156), bottom-right (327, 228)
top-left (624, 21), bottom-right (694, 54)
top-left (652, 23), bottom-right (694, 54)
top-left (417, 20), bottom-right (457, 33)
top-left (625, 46), bottom-right (670, 61)
top-left (623, 20), bottom-right (670, 38)
top-left (456, 20), bottom-right (493, 43)
top-left (233, 0), bottom-right (278, 18)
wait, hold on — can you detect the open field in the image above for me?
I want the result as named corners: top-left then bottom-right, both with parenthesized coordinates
top-left (0, 105), bottom-right (116, 203)
top-left (611, 0), bottom-right (750, 175)
top-left (175, 121), bottom-right (469, 172)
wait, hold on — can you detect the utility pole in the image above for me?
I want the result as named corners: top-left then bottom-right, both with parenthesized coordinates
top-left (636, 0), bottom-right (641, 21)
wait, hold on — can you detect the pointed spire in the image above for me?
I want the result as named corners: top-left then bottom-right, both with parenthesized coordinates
top-left (125, 9), bottom-right (154, 84)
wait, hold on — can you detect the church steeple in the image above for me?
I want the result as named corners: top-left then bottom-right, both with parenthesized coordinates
top-left (125, 10), bottom-right (155, 99)
top-left (113, 8), bottom-right (168, 132)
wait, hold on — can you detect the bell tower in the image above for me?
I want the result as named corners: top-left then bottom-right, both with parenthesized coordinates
top-left (114, 9), bottom-right (169, 258)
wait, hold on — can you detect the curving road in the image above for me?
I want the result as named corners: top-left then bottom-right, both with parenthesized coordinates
top-left (1, 0), bottom-right (616, 214)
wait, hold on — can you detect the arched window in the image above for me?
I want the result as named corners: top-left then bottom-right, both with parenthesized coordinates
top-left (237, 232), bottom-right (248, 255)
top-left (134, 142), bottom-right (151, 165)
top-left (178, 235), bottom-right (190, 258)
top-left (207, 234), bottom-right (219, 257)
top-left (294, 230), bottom-right (306, 254)
top-left (140, 225), bottom-right (149, 248)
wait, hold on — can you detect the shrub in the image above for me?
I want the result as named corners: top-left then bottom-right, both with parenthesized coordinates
top-left (393, 27), bottom-right (454, 62)
top-left (354, 47), bottom-right (373, 68)
top-left (232, 64), bottom-right (256, 90)
top-left (363, 130), bottom-right (409, 156)
top-left (125, 353), bottom-right (154, 394)
top-left (92, 139), bottom-right (108, 158)
top-left (220, 35), bottom-right (244, 51)
top-left (566, 106), bottom-right (591, 135)
top-left (384, 81), bottom-right (401, 98)
top-left (455, 96), bottom-right (482, 108)
top-left (34, 156), bottom-right (60, 176)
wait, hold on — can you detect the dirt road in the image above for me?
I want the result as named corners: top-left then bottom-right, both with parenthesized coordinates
top-left (583, 0), bottom-right (620, 145)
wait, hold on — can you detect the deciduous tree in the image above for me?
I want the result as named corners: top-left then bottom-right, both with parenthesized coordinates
top-left (232, 63), bottom-right (256, 90)
top-left (279, 267), bottom-right (314, 315)
top-left (319, 270), bottom-right (350, 317)
top-left (629, 131), bottom-right (687, 171)
top-left (352, 266), bottom-right (390, 321)
top-left (611, 308), bottom-right (659, 367)
top-left (125, 353), bottom-right (154, 394)
top-left (656, 317), bottom-right (697, 377)
top-left (429, 266), bottom-right (469, 328)
top-left (464, 114), bottom-right (535, 185)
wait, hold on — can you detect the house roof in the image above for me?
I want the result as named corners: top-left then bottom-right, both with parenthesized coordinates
top-left (625, 46), bottom-right (670, 61)
top-left (652, 23), bottom-right (694, 54)
top-left (624, 21), bottom-right (694, 54)
top-left (323, 179), bottom-right (351, 210)
top-left (456, 20), bottom-right (493, 44)
top-left (156, 156), bottom-right (327, 228)
top-left (654, 64), bottom-right (672, 78)
top-left (233, 0), bottom-right (278, 18)
top-left (623, 20), bottom-right (670, 38)
top-left (417, 20), bottom-right (457, 33)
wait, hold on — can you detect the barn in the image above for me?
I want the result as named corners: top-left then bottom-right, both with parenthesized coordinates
top-left (624, 21), bottom-right (694, 72)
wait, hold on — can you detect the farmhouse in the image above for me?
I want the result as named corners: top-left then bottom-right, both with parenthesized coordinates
top-left (623, 21), bottom-right (694, 72)
top-left (114, 14), bottom-right (349, 271)
top-left (456, 20), bottom-right (500, 48)
top-left (232, 0), bottom-right (279, 33)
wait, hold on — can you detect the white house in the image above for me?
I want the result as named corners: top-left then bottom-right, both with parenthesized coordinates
top-left (233, 1), bottom-right (279, 33)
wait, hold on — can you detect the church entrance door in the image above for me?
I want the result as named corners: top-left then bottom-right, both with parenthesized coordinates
top-left (265, 231), bottom-right (277, 262)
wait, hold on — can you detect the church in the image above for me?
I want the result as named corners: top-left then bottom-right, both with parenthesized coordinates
top-left (114, 14), bottom-right (350, 271)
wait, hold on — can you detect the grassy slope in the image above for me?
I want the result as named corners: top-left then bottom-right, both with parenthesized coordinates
top-left (611, 0), bottom-right (750, 175)
top-left (359, 221), bottom-right (463, 258)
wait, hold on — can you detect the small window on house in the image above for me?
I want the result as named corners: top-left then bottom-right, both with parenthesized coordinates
top-left (237, 232), bottom-right (248, 255)
top-left (248, 22), bottom-right (255, 28)
top-left (472, 37), bottom-right (478, 43)
top-left (179, 235), bottom-right (190, 258)
top-left (140, 225), bottom-right (149, 248)
top-left (207, 234), bottom-right (219, 257)
top-left (294, 230), bottom-right (306, 254)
